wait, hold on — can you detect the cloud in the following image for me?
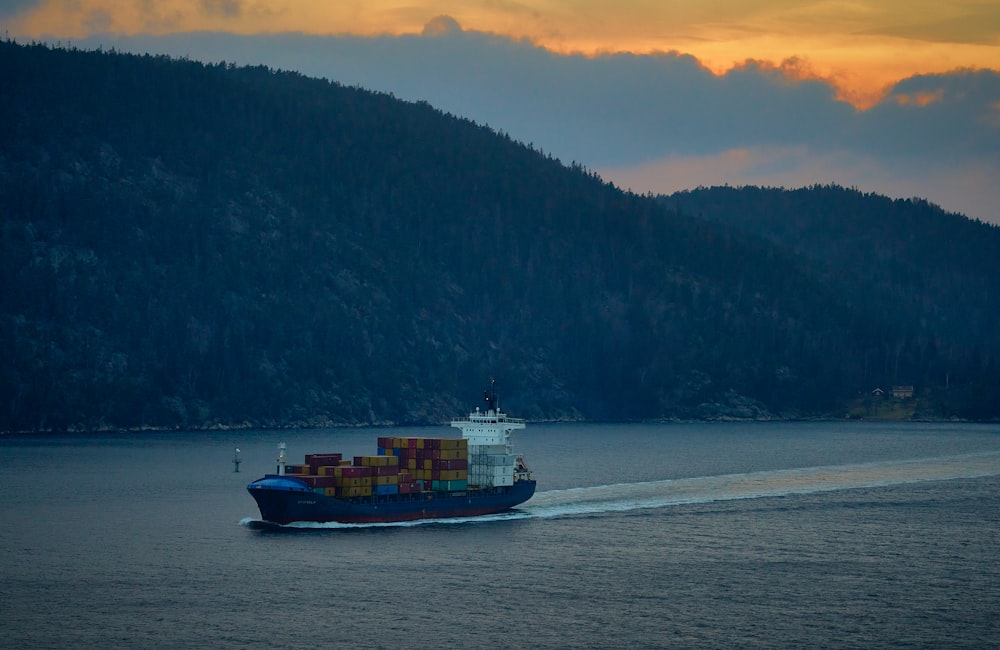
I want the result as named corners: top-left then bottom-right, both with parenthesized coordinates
top-left (0, 0), bottom-right (39, 20)
top-left (856, 4), bottom-right (1000, 46)
top-left (201, 0), bottom-right (242, 20)
top-left (9, 1), bottom-right (999, 105)
top-left (422, 15), bottom-right (461, 36)
top-left (50, 29), bottom-right (1000, 224)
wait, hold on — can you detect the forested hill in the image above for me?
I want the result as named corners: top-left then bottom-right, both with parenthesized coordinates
top-left (662, 186), bottom-right (1000, 414)
top-left (2, 41), bottom-right (998, 433)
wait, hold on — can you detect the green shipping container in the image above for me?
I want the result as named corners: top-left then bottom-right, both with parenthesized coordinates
top-left (432, 479), bottom-right (468, 491)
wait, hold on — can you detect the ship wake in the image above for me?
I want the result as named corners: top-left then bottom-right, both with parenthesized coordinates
top-left (240, 451), bottom-right (1000, 529)
top-left (524, 451), bottom-right (1000, 520)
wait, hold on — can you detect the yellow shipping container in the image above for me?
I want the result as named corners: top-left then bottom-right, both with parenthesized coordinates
top-left (359, 455), bottom-right (399, 467)
top-left (440, 449), bottom-right (466, 460)
top-left (439, 438), bottom-right (467, 450)
top-left (317, 466), bottom-right (339, 476)
top-left (335, 476), bottom-right (372, 488)
top-left (423, 459), bottom-right (433, 470)
top-left (407, 458), bottom-right (417, 470)
top-left (373, 475), bottom-right (399, 486)
top-left (438, 470), bottom-right (468, 481)
top-left (323, 487), bottom-right (337, 497)
top-left (338, 486), bottom-right (372, 498)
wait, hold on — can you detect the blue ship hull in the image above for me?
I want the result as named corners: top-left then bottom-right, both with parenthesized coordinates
top-left (247, 475), bottom-right (537, 524)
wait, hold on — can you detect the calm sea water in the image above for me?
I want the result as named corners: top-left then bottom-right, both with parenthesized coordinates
top-left (2, 421), bottom-right (999, 649)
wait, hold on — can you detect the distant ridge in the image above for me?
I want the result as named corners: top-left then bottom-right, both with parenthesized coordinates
top-left (2, 40), bottom-right (998, 432)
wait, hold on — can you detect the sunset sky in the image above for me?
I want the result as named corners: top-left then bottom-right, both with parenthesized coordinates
top-left (5, 1), bottom-right (1000, 222)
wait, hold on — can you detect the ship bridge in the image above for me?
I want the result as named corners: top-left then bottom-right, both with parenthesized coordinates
top-left (451, 403), bottom-right (526, 489)
top-left (450, 407), bottom-right (525, 446)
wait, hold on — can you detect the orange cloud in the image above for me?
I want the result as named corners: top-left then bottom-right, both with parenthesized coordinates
top-left (7, 0), bottom-right (1000, 110)
top-left (893, 89), bottom-right (945, 107)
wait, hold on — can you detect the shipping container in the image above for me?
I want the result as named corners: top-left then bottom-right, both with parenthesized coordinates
top-left (335, 466), bottom-right (373, 478)
top-left (299, 475), bottom-right (337, 488)
top-left (432, 479), bottom-right (468, 491)
top-left (338, 486), bottom-right (372, 498)
top-left (336, 476), bottom-right (373, 488)
top-left (433, 459), bottom-right (468, 470)
top-left (355, 455), bottom-right (399, 467)
top-left (374, 484), bottom-right (399, 496)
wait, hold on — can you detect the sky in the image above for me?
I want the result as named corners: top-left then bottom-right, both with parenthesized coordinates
top-left (4, 1), bottom-right (1000, 224)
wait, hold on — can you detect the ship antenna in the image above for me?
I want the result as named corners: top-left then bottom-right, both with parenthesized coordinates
top-left (484, 378), bottom-right (498, 414)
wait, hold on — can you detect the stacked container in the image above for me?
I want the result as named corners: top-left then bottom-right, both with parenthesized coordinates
top-left (277, 437), bottom-right (474, 499)
top-left (376, 437), bottom-right (469, 491)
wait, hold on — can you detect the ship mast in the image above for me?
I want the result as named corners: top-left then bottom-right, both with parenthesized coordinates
top-left (276, 442), bottom-right (287, 476)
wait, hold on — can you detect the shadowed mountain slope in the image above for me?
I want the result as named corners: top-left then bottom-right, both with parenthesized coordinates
top-left (2, 41), bottom-right (998, 431)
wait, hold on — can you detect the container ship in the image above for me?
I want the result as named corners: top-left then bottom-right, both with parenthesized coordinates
top-left (247, 388), bottom-right (535, 524)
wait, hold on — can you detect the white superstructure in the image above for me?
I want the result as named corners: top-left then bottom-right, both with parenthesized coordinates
top-left (450, 383), bottom-right (531, 488)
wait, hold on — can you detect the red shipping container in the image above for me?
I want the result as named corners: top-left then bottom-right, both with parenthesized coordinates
top-left (305, 453), bottom-right (342, 468)
top-left (340, 466), bottom-right (372, 478)
top-left (300, 475), bottom-right (337, 488)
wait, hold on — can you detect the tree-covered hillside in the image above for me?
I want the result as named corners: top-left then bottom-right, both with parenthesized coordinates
top-left (664, 185), bottom-right (1000, 419)
top-left (2, 41), bottom-right (998, 432)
